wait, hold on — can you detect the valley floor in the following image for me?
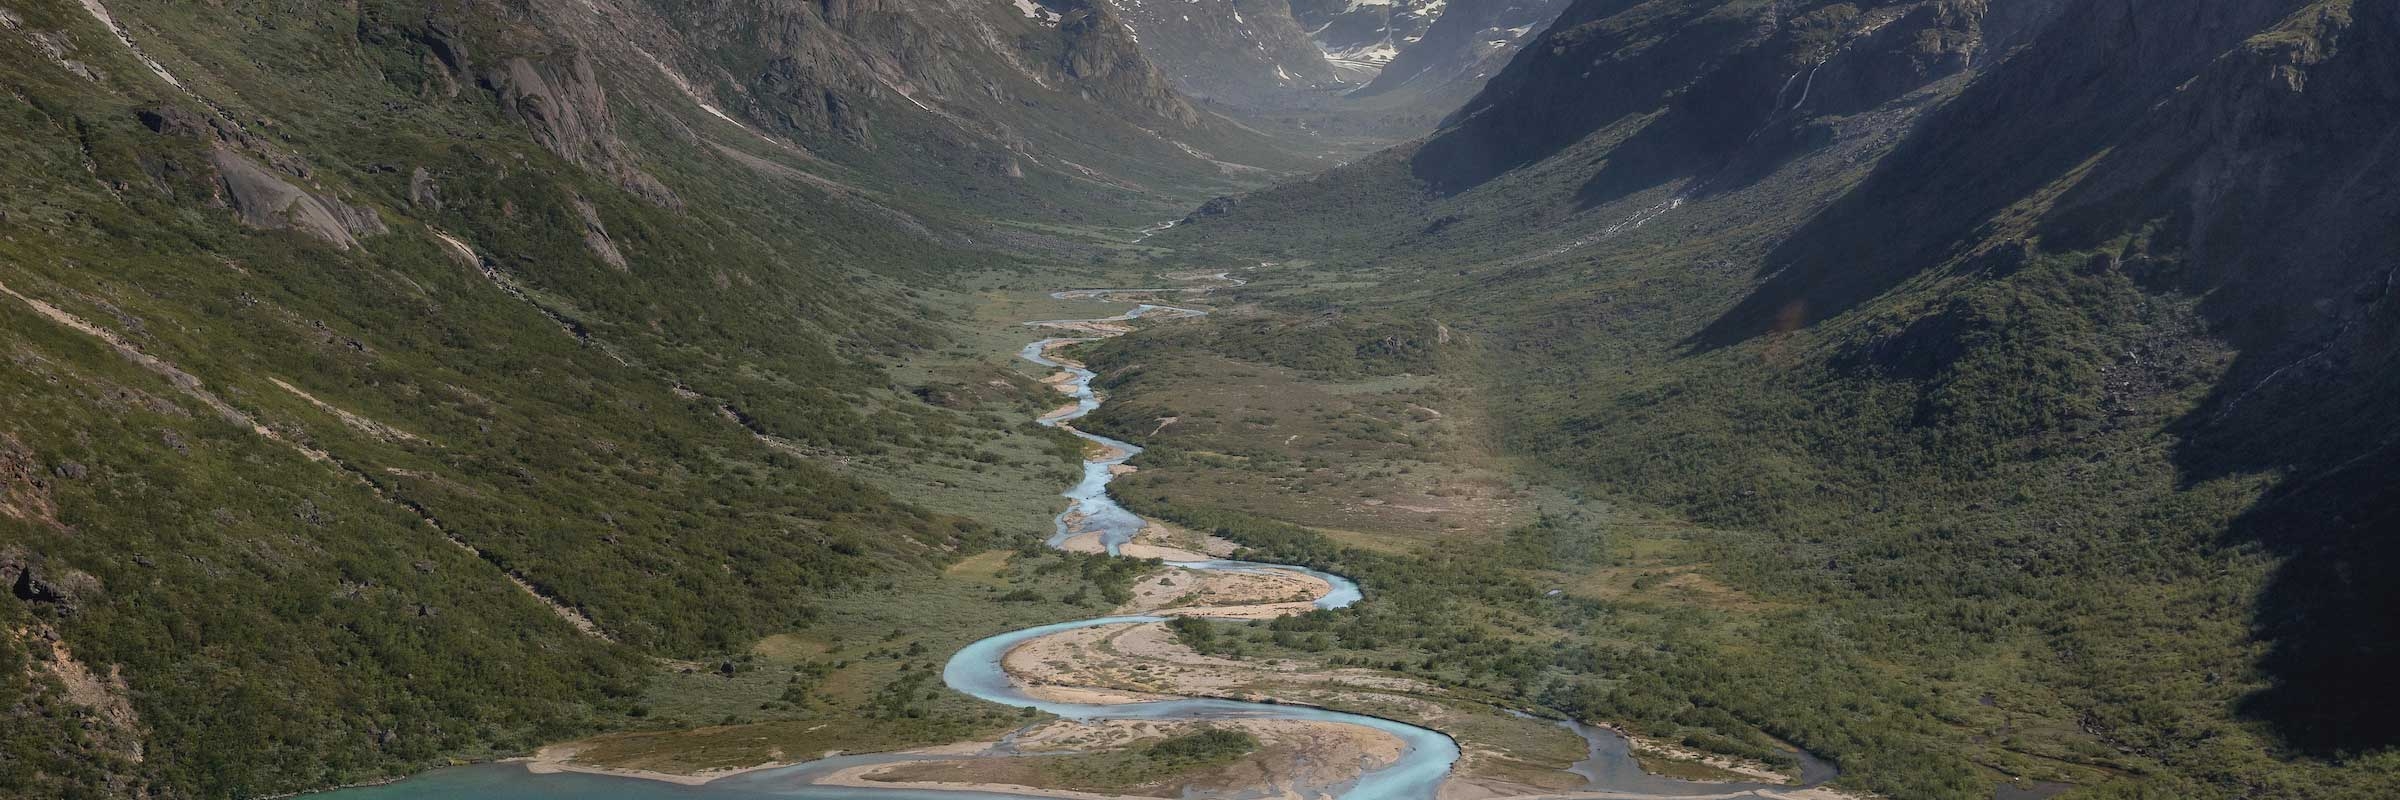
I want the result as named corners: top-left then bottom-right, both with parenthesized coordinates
top-left (502, 266), bottom-right (1856, 800)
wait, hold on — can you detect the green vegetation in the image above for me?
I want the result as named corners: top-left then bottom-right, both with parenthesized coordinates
top-left (1072, 255), bottom-right (2395, 797)
top-left (866, 725), bottom-right (1265, 797)
top-left (0, 0), bottom-right (1287, 794)
top-left (565, 548), bottom-right (1138, 773)
top-left (1041, 728), bottom-right (1262, 791)
top-left (1068, 3), bottom-right (2400, 795)
top-left (5, 0), bottom-right (2394, 799)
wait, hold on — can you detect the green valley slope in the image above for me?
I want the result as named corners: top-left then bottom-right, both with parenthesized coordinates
top-left (0, 0), bottom-right (1315, 795)
top-left (1107, 0), bottom-right (2400, 797)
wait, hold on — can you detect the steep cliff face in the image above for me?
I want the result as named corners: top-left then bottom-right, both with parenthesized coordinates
top-left (1705, 0), bottom-right (2400, 751)
top-left (1701, 0), bottom-right (2399, 445)
top-left (569, 0), bottom-right (1288, 194)
top-left (1051, 0), bottom-right (1207, 123)
top-left (1414, 0), bottom-right (2046, 195)
top-left (481, 51), bottom-right (684, 208)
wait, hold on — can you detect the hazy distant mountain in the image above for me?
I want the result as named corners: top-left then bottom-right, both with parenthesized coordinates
top-left (1103, 0), bottom-right (1566, 138)
top-left (1288, 0), bottom-right (1444, 75)
top-left (1100, 0), bottom-right (1344, 101)
top-left (1350, 0), bottom-right (1566, 99)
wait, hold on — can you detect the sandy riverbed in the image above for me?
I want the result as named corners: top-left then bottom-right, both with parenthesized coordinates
top-left (1116, 524), bottom-right (1237, 562)
top-left (1119, 564), bottom-right (1328, 615)
top-left (515, 742), bottom-right (790, 786)
top-left (823, 718), bottom-right (1405, 800)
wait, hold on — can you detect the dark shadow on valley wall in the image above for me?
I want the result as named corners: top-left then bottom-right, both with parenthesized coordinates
top-left (1689, 0), bottom-right (2400, 756)
top-left (1682, 0), bottom-right (2231, 352)
top-left (1406, 0), bottom-right (1728, 196)
top-left (2030, 0), bottom-right (2400, 755)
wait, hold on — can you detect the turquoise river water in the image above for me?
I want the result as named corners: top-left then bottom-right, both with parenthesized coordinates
top-left (311, 286), bottom-right (1822, 800)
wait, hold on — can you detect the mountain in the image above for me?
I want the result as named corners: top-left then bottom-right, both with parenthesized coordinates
top-left (1100, 0), bottom-right (1344, 101)
top-left (1099, 0), bottom-right (1567, 144)
top-left (1282, 0), bottom-right (1563, 97)
top-left (1154, 0), bottom-right (2400, 795)
top-left (607, 0), bottom-right (1317, 206)
top-left (0, 0), bottom-right (1311, 795)
top-left (8, 0), bottom-right (2397, 797)
top-left (1349, 0), bottom-right (1565, 100)
top-left (1289, 0), bottom-right (1444, 75)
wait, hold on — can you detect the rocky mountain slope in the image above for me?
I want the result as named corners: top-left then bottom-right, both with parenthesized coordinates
top-left (1101, 0), bottom-right (1344, 100)
top-left (0, 0), bottom-right (1307, 795)
top-left (1285, 0), bottom-right (1564, 97)
top-left (1157, 0), bottom-right (2400, 796)
top-left (1349, 0), bottom-right (1564, 100)
top-left (7, 0), bottom-right (2394, 797)
top-left (1102, 0), bottom-right (1567, 144)
top-left (1289, 0), bottom-right (1443, 73)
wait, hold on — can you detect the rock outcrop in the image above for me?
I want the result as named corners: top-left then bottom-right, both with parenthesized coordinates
top-left (135, 104), bottom-right (210, 139)
top-left (407, 166), bottom-right (442, 211)
top-left (483, 52), bottom-right (684, 209)
top-left (207, 148), bottom-right (365, 250)
top-left (0, 436), bottom-right (63, 531)
top-left (572, 196), bottom-right (630, 270)
top-left (1048, 0), bottom-right (1205, 126)
top-left (639, 0), bottom-right (1220, 176)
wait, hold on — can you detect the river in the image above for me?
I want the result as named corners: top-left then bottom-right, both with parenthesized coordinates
top-left (311, 281), bottom-right (1819, 800)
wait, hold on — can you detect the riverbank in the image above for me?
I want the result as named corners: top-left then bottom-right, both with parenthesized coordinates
top-left (514, 742), bottom-right (795, 786)
top-left (299, 272), bottom-right (1854, 800)
top-left (820, 718), bottom-right (1406, 800)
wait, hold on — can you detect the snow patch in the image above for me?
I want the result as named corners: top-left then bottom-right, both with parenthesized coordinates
top-left (1008, 0), bottom-right (1060, 24)
top-left (1324, 41), bottom-right (1401, 65)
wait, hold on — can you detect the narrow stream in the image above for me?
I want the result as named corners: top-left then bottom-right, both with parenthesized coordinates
top-left (310, 281), bottom-right (1820, 800)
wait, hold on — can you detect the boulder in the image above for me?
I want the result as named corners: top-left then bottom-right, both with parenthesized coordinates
top-left (208, 147), bottom-right (360, 250)
top-left (407, 166), bottom-right (442, 210)
top-left (136, 104), bottom-right (210, 138)
top-left (572, 196), bottom-right (629, 270)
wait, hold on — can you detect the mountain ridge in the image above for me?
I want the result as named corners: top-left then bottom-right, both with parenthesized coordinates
top-left (1144, 0), bottom-right (2400, 794)
top-left (0, 0), bottom-right (1297, 794)
top-left (4, 0), bottom-right (2397, 797)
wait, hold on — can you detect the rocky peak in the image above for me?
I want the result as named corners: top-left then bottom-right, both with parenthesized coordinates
top-left (1049, 0), bottom-right (1204, 124)
top-left (1412, 0), bottom-right (2050, 195)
